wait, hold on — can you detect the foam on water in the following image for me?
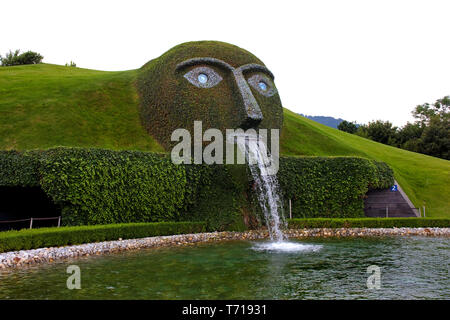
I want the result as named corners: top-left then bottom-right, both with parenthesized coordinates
top-left (251, 241), bottom-right (323, 253)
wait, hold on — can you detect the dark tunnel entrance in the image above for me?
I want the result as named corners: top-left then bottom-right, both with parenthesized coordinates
top-left (0, 186), bottom-right (60, 231)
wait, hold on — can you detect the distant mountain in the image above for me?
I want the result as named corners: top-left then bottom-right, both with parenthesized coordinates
top-left (298, 114), bottom-right (346, 129)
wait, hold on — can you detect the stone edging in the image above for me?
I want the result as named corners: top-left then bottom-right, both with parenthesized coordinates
top-left (1, 227), bottom-right (448, 269)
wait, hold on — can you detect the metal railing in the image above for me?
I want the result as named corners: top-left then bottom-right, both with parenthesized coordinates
top-left (0, 216), bottom-right (61, 229)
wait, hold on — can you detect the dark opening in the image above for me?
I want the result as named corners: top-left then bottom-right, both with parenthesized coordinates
top-left (0, 186), bottom-right (60, 231)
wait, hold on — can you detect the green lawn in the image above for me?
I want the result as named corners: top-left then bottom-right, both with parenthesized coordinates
top-left (1, 64), bottom-right (448, 217)
top-left (0, 64), bottom-right (163, 152)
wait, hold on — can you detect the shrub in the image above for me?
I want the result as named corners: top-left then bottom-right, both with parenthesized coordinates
top-left (338, 120), bottom-right (358, 134)
top-left (0, 221), bottom-right (206, 253)
top-left (17, 51), bottom-right (44, 65)
top-left (0, 150), bottom-right (41, 187)
top-left (38, 148), bottom-right (187, 225)
top-left (0, 148), bottom-right (248, 229)
top-left (0, 148), bottom-right (395, 228)
top-left (0, 50), bottom-right (43, 66)
top-left (278, 157), bottom-right (395, 218)
top-left (370, 160), bottom-right (394, 189)
top-left (182, 164), bottom-right (249, 232)
top-left (288, 218), bottom-right (450, 229)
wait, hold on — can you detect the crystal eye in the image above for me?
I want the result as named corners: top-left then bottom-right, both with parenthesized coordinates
top-left (198, 73), bottom-right (208, 84)
top-left (183, 67), bottom-right (222, 88)
top-left (248, 74), bottom-right (276, 97)
top-left (258, 81), bottom-right (267, 91)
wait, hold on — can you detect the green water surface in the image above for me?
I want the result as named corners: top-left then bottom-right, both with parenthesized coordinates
top-left (0, 236), bottom-right (448, 299)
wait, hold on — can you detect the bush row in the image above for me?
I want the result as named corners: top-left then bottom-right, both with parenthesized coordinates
top-left (287, 218), bottom-right (450, 229)
top-left (38, 148), bottom-right (188, 225)
top-left (278, 157), bottom-right (394, 218)
top-left (0, 221), bottom-right (206, 253)
top-left (1, 218), bottom-right (447, 253)
top-left (0, 150), bottom-right (41, 187)
top-left (0, 148), bottom-right (395, 228)
top-left (0, 148), bottom-right (248, 230)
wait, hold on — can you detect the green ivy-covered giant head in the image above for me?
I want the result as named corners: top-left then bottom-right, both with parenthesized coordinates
top-left (137, 41), bottom-right (283, 149)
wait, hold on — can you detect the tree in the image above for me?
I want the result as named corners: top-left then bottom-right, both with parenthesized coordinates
top-left (413, 96), bottom-right (450, 125)
top-left (396, 122), bottom-right (423, 151)
top-left (0, 50), bottom-right (43, 66)
top-left (350, 96), bottom-right (449, 160)
top-left (418, 113), bottom-right (449, 160)
top-left (0, 49), bottom-right (21, 66)
top-left (355, 124), bottom-right (369, 138)
top-left (364, 120), bottom-right (398, 145)
top-left (410, 96), bottom-right (449, 159)
top-left (337, 120), bottom-right (358, 134)
top-left (17, 51), bottom-right (43, 65)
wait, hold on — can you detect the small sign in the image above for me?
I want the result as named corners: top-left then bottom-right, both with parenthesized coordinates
top-left (390, 185), bottom-right (398, 192)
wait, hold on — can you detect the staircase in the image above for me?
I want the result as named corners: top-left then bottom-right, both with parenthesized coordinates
top-left (364, 183), bottom-right (418, 218)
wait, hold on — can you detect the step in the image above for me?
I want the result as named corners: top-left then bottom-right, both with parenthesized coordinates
top-left (365, 204), bottom-right (412, 209)
top-left (365, 212), bottom-right (416, 218)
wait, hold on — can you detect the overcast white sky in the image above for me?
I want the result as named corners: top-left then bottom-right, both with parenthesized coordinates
top-left (2, 0), bottom-right (449, 126)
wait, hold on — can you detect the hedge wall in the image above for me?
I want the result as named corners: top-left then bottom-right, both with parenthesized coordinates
top-left (1, 218), bottom-right (446, 253)
top-left (0, 221), bottom-right (206, 253)
top-left (287, 218), bottom-right (450, 229)
top-left (0, 150), bottom-right (40, 187)
top-left (0, 148), bottom-right (395, 229)
top-left (278, 157), bottom-right (394, 218)
top-left (38, 148), bottom-right (189, 225)
top-left (0, 148), bottom-right (248, 230)
top-left (182, 163), bottom-right (249, 232)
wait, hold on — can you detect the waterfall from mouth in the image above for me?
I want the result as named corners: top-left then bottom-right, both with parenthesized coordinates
top-left (233, 132), bottom-right (286, 242)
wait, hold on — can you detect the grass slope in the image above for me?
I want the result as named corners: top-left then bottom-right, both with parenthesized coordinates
top-left (281, 109), bottom-right (450, 217)
top-left (1, 64), bottom-right (448, 217)
top-left (0, 64), bottom-right (163, 151)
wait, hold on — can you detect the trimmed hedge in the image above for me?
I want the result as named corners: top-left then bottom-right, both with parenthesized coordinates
top-left (0, 147), bottom-right (248, 230)
top-left (0, 148), bottom-right (198, 226)
top-left (38, 148), bottom-right (187, 225)
top-left (0, 150), bottom-right (40, 187)
top-left (0, 221), bottom-right (206, 253)
top-left (1, 218), bottom-right (447, 253)
top-left (278, 157), bottom-right (394, 218)
top-left (288, 218), bottom-right (450, 229)
top-left (182, 163), bottom-right (249, 232)
top-left (0, 148), bottom-right (396, 228)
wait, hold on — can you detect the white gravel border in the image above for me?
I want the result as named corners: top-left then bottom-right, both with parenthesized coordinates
top-left (1, 227), bottom-right (448, 269)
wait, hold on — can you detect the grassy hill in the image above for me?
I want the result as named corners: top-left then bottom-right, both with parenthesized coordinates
top-left (281, 109), bottom-right (449, 217)
top-left (1, 64), bottom-right (448, 217)
top-left (0, 64), bottom-right (163, 152)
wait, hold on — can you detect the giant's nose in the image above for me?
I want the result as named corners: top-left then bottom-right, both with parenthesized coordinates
top-left (233, 69), bottom-right (263, 129)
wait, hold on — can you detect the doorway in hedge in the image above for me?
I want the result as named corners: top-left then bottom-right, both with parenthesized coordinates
top-left (0, 186), bottom-right (60, 231)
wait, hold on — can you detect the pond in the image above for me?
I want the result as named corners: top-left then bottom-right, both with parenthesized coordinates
top-left (0, 236), bottom-right (448, 299)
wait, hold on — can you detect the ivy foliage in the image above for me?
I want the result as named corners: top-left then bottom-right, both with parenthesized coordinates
top-left (0, 148), bottom-right (395, 227)
top-left (0, 148), bottom-right (189, 225)
top-left (137, 41), bottom-right (284, 151)
top-left (0, 150), bottom-right (41, 187)
top-left (38, 148), bottom-right (188, 225)
top-left (0, 148), bottom-right (248, 228)
top-left (182, 163), bottom-right (249, 232)
top-left (278, 157), bottom-right (394, 218)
